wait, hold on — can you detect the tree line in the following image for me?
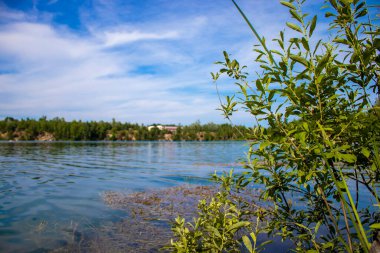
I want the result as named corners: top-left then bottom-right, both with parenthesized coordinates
top-left (0, 117), bottom-right (250, 141)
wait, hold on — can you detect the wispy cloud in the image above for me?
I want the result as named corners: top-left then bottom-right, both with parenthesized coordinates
top-left (102, 29), bottom-right (180, 47)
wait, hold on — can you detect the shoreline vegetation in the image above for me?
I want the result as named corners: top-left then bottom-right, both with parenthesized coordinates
top-left (0, 117), bottom-right (250, 142)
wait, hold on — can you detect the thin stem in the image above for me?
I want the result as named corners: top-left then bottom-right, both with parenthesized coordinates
top-left (354, 169), bottom-right (359, 209)
top-left (326, 160), bottom-right (370, 252)
top-left (360, 173), bottom-right (379, 202)
top-left (280, 191), bottom-right (291, 213)
top-left (337, 166), bottom-right (371, 251)
top-left (340, 200), bottom-right (354, 253)
top-left (318, 183), bottom-right (351, 252)
top-left (231, 0), bottom-right (278, 69)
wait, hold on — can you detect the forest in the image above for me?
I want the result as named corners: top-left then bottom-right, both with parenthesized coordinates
top-left (0, 116), bottom-right (250, 141)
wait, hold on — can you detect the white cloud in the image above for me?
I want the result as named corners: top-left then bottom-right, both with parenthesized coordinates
top-left (103, 30), bottom-right (180, 47)
top-left (0, 0), bottom-right (329, 126)
top-left (0, 5), bottom-right (26, 21)
top-left (0, 17), bottom-right (219, 124)
top-left (0, 22), bottom-right (97, 66)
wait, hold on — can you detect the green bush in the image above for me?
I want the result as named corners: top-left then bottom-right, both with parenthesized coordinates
top-left (169, 171), bottom-right (264, 252)
top-left (170, 0), bottom-right (379, 252)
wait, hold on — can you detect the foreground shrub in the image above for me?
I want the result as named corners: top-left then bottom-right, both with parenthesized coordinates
top-left (170, 0), bottom-right (379, 252)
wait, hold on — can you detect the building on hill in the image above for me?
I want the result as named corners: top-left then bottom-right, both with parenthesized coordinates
top-left (147, 125), bottom-right (177, 133)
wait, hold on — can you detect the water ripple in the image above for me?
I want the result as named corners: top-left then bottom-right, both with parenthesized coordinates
top-left (0, 141), bottom-right (246, 252)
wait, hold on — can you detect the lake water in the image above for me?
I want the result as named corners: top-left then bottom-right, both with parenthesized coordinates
top-left (0, 141), bottom-right (249, 252)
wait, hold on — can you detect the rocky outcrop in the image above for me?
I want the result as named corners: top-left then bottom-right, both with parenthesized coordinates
top-left (36, 132), bottom-right (55, 141)
top-left (128, 134), bottom-right (136, 141)
top-left (196, 132), bottom-right (205, 141)
top-left (164, 133), bottom-right (173, 141)
top-left (0, 132), bottom-right (8, 140)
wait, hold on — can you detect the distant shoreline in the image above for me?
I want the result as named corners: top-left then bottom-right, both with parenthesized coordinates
top-left (0, 117), bottom-right (251, 142)
top-left (0, 139), bottom-right (249, 143)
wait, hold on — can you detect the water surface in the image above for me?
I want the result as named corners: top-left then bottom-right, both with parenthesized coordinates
top-left (0, 141), bottom-right (247, 252)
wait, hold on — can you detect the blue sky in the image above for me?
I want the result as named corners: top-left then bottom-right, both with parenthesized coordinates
top-left (0, 0), bottom-right (376, 125)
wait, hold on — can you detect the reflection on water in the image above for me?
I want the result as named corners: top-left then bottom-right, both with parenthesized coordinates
top-left (0, 141), bottom-right (247, 252)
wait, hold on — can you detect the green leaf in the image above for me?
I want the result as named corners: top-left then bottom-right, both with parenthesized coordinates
top-left (286, 22), bottom-right (303, 33)
top-left (315, 149), bottom-right (321, 155)
top-left (289, 54), bottom-right (308, 67)
top-left (258, 240), bottom-right (273, 248)
top-left (361, 147), bottom-right (370, 158)
top-left (279, 61), bottom-right (287, 73)
top-left (322, 242), bottom-right (334, 249)
top-left (260, 64), bottom-right (273, 72)
top-left (256, 80), bottom-right (265, 92)
top-left (355, 9), bottom-right (367, 18)
top-left (340, 153), bottom-right (357, 163)
top-left (302, 122), bottom-right (309, 132)
top-left (340, 0), bottom-right (353, 6)
top-left (226, 221), bottom-right (250, 232)
top-left (309, 15), bottom-right (317, 37)
top-left (301, 37), bottom-right (310, 51)
top-left (336, 181), bottom-right (345, 190)
top-left (290, 9), bottom-right (302, 23)
top-left (370, 223), bottom-right (380, 230)
top-left (333, 38), bottom-right (349, 45)
top-left (329, 0), bottom-right (338, 9)
top-left (260, 141), bottom-right (271, 151)
top-left (250, 232), bottom-right (257, 243)
top-left (295, 131), bottom-right (307, 144)
top-left (271, 49), bottom-right (283, 56)
top-left (355, 2), bottom-right (365, 12)
top-left (268, 90), bottom-right (276, 101)
top-left (211, 72), bottom-right (219, 81)
top-left (373, 38), bottom-right (380, 50)
top-left (315, 221), bottom-right (321, 233)
top-left (313, 39), bottom-right (322, 55)
top-left (315, 51), bottom-right (330, 76)
top-left (223, 51), bottom-right (229, 60)
top-left (242, 235), bottom-right (253, 253)
top-left (206, 226), bottom-right (221, 238)
top-left (280, 1), bottom-right (296, 10)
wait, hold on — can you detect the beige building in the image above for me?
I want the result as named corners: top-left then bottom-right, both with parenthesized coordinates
top-left (147, 125), bottom-right (177, 132)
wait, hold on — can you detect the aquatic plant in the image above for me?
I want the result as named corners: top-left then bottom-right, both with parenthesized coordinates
top-left (50, 185), bottom-right (259, 252)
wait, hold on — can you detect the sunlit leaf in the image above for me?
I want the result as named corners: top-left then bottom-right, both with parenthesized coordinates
top-left (286, 22), bottom-right (303, 33)
top-left (280, 1), bottom-right (297, 10)
top-left (309, 15), bottom-right (317, 37)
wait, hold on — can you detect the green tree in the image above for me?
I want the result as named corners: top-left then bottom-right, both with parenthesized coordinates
top-left (170, 0), bottom-right (379, 252)
top-left (174, 125), bottom-right (183, 141)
